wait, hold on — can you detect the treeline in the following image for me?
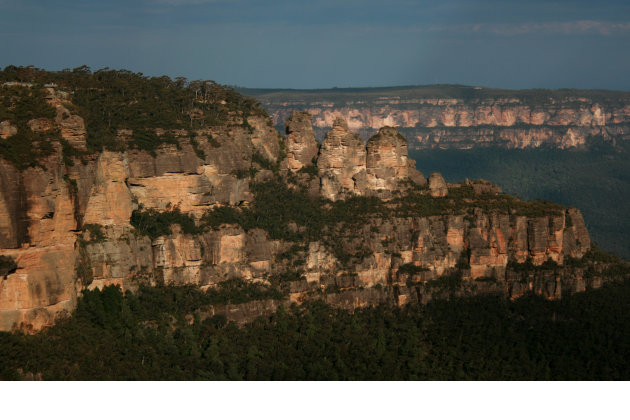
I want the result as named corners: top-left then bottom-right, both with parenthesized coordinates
top-left (1, 277), bottom-right (629, 380)
top-left (241, 84), bottom-right (630, 108)
top-left (0, 85), bottom-right (61, 168)
top-left (0, 65), bottom-right (268, 165)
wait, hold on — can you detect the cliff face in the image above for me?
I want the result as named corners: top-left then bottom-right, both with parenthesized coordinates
top-left (254, 91), bottom-right (630, 150)
top-left (284, 111), bottom-right (318, 171)
top-left (0, 83), bottom-right (284, 330)
top-left (0, 88), bottom-right (606, 332)
top-left (317, 117), bottom-right (367, 200)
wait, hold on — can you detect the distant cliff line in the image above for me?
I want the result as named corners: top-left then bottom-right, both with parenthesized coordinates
top-left (238, 85), bottom-right (630, 150)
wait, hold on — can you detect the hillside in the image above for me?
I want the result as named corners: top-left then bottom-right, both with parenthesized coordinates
top-left (2, 278), bottom-right (630, 380)
top-left (410, 146), bottom-right (630, 259)
top-left (1, 67), bottom-right (629, 380)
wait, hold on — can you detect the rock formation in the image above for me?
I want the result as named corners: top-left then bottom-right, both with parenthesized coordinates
top-left (284, 111), bottom-right (319, 171)
top-left (365, 127), bottom-right (409, 197)
top-left (428, 172), bottom-right (448, 197)
top-left (317, 117), bottom-right (367, 200)
top-left (316, 120), bottom-right (426, 200)
top-left (0, 85), bottom-right (613, 332)
top-left (255, 89), bottom-right (630, 150)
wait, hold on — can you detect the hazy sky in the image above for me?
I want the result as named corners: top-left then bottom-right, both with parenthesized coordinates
top-left (1, 0), bottom-right (629, 89)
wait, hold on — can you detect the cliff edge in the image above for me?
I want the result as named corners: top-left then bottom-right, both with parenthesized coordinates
top-left (0, 69), bottom-right (621, 332)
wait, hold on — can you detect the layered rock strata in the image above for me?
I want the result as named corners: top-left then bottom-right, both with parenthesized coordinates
top-left (317, 120), bottom-right (425, 200)
top-left (317, 118), bottom-right (367, 200)
top-left (284, 111), bottom-right (319, 171)
top-left (259, 94), bottom-right (630, 150)
top-left (0, 95), bottom-right (607, 332)
top-left (0, 85), bottom-right (284, 330)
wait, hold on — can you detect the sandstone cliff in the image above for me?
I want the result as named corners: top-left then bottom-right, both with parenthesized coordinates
top-left (0, 82), bottom-right (611, 332)
top-left (245, 86), bottom-right (630, 150)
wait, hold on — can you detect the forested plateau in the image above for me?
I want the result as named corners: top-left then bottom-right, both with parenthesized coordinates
top-left (1, 67), bottom-right (629, 380)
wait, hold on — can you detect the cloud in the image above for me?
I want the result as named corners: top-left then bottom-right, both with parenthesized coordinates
top-left (426, 20), bottom-right (630, 36)
top-left (148, 0), bottom-right (236, 5)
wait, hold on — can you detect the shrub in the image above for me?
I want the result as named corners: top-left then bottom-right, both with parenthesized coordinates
top-left (0, 255), bottom-right (17, 276)
top-left (83, 223), bottom-right (106, 243)
top-left (398, 263), bottom-right (429, 276)
top-left (130, 208), bottom-right (200, 240)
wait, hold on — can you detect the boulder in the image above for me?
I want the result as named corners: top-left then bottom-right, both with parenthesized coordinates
top-left (428, 172), bottom-right (448, 197)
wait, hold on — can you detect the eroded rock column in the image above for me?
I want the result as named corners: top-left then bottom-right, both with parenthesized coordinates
top-left (285, 111), bottom-right (319, 171)
top-left (317, 118), bottom-right (366, 200)
top-left (365, 126), bottom-right (408, 197)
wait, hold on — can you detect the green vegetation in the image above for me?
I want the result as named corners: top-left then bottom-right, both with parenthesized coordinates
top-left (397, 263), bottom-right (429, 276)
top-left (251, 151), bottom-right (274, 170)
top-left (132, 279), bottom-right (285, 309)
top-left (0, 85), bottom-right (61, 169)
top-left (239, 84), bottom-right (630, 110)
top-left (1, 278), bottom-right (629, 380)
top-left (426, 272), bottom-right (463, 293)
top-left (75, 243), bottom-right (94, 287)
top-left (297, 164), bottom-right (318, 178)
top-left (0, 255), bottom-right (17, 276)
top-left (410, 145), bottom-right (630, 258)
top-left (188, 135), bottom-right (206, 160)
top-left (130, 207), bottom-right (201, 240)
top-left (207, 134), bottom-right (221, 148)
top-left (130, 129), bottom-right (180, 156)
top-left (0, 65), bottom-right (267, 162)
top-left (507, 257), bottom-right (559, 272)
top-left (394, 184), bottom-right (564, 218)
top-left (83, 223), bottom-right (106, 243)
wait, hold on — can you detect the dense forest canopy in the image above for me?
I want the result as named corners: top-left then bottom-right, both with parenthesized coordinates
top-left (410, 144), bottom-right (630, 259)
top-left (1, 276), bottom-right (629, 380)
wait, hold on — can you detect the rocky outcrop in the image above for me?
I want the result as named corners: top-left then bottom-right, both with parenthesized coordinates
top-left (0, 87), bottom-right (610, 332)
top-left (0, 151), bottom-right (79, 331)
top-left (0, 121), bottom-right (17, 139)
top-left (0, 85), bottom-right (288, 331)
top-left (317, 119), bottom-right (424, 200)
top-left (83, 151), bottom-right (134, 226)
top-left (365, 127), bottom-right (409, 197)
top-left (284, 111), bottom-right (319, 171)
top-left (256, 90), bottom-right (630, 150)
top-left (54, 105), bottom-right (86, 151)
top-left (318, 118), bottom-right (367, 200)
top-left (428, 173), bottom-right (448, 197)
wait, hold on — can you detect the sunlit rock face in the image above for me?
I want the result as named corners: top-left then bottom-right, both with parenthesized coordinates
top-left (264, 95), bottom-right (630, 150)
top-left (365, 126), bottom-right (408, 198)
top-left (0, 88), bottom-right (603, 332)
top-left (0, 84), bottom-right (288, 331)
top-left (285, 111), bottom-right (319, 172)
top-left (318, 117), bottom-right (367, 200)
top-left (428, 172), bottom-right (448, 197)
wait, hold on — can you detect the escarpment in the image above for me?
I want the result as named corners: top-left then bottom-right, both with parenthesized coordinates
top-left (248, 87), bottom-right (630, 150)
top-left (1, 72), bottom-right (625, 332)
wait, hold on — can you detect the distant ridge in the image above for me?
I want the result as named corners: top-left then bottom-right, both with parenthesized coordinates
top-left (237, 84), bottom-right (630, 103)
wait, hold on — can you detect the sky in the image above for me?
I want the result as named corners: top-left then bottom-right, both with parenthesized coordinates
top-left (1, 0), bottom-right (629, 90)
